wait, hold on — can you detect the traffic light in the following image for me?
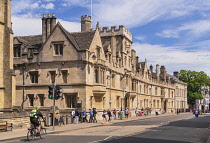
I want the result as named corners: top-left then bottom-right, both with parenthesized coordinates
top-left (55, 85), bottom-right (62, 100)
top-left (48, 85), bottom-right (54, 99)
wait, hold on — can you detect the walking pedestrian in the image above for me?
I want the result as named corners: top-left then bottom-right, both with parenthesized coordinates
top-left (107, 109), bottom-right (112, 121)
top-left (135, 108), bottom-right (139, 118)
top-left (71, 109), bottom-right (75, 124)
top-left (113, 109), bottom-right (117, 120)
top-left (75, 109), bottom-right (80, 124)
top-left (102, 110), bottom-right (108, 124)
top-left (89, 109), bottom-right (94, 123)
top-left (125, 108), bottom-right (129, 119)
top-left (119, 107), bottom-right (123, 120)
top-left (82, 109), bottom-right (88, 122)
top-left (93, 108), bottom-right (98, 123)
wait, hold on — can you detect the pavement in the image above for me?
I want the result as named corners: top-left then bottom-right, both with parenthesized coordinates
top-left (0, 113), bottom-right (190, 142)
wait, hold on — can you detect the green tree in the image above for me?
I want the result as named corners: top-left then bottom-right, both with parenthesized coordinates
top-left (178, 70), bottom-right (210, 105)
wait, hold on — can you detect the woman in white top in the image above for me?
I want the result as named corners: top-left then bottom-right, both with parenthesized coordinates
top-left (102, 110), bottom-right (108, 124)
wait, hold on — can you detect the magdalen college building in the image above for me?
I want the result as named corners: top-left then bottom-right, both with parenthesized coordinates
top-left (1, 0), bottom-right (188, 116)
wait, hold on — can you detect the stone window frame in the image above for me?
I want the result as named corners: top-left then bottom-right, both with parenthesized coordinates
top-left (28, 94), bottom-right (34, 107)
top-left (51, 41), bottom-right (65, 56)
top-left (37, 94), bottom-right (45, 106)
top-left (65, 94), bottom-right (77, 108)
top-left (61, 69), bottom-right (69, 83)
top-left (14, 44), bottom-right (21, 58)
top-left (29, 71), bottom-right (39, 84)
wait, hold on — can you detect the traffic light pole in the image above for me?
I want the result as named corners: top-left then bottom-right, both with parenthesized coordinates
top-left (52, 82), bottom-right (56, 131)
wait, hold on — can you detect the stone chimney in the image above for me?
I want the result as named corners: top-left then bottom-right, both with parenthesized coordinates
top-left (50, 13), bottom-right (56, 32)
top-left (42, 13), bottom-right (57, 43)
top-left (81, 15), bottom-right (92, 32)
top-left (173, 71), bottom-right (179, 79)
top-left (155, 64), bottom-right (160, 80)
top-left (42, 14), bottom-right (47, 43)
top-left (160, 65), bottom-right (166, 81)
top-left (150, 64), bottom-right (153, 73)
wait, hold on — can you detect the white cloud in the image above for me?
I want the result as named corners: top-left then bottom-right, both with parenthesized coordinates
top-left (133, 42), bottom-right (210, 76)
top-left (156, 19), bottom-right (210, 39)
top-left (41, 3), bottom-right (55, 9)
top-left (135, 36), bottom-right (146, 41)
top-left (12, 16), bottom-right (80, 36)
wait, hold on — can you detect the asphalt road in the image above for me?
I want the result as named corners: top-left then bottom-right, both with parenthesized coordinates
top-left (3, 114), bottom-right (210, 143)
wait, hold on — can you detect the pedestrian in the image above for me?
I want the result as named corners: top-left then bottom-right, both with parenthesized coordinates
top-left (93, 108), bottom-right (98, 123)
top-left (107, 109), bottom-right (112, 121)
top-left (75, 109), bottom-right (80, 124)
top-left (119, 107), bottom-right (123, 120)
top-left (155, 109), bottom-right (158, 116)
top-left (113, 109), bottom-right (117, 120)
top-left (83, 109), bottom-right (88, 122)
top-left (59, 116), bottom-right (64, 126)
top-left (125, 107), bottom-right (129, 119)
top-left (176, 109), bottom-right (179, 115)
top-left (89, 109), bottom-right (94, 123)
top-left (71, 109), bottom-right (75, 124)
top-left (55, 113), bottom-right (59, 125)
top-left (135, 107), bottom-right (139, 118)
top-left (102, 110), bottom-right (108, 124)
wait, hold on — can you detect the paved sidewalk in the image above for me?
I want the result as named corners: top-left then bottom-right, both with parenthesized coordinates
top-left (0, 113), bottom-right (188, 142)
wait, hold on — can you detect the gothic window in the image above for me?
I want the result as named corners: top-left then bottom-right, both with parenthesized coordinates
top-left (66, 95), bottom-right (76, 108)
top-left (54, 43), bottom-right (63, 55)
top-left (38, 94), bottom-right (44, 106)
top-left (101, 70), bottom-right (105, 84)
top-left (14, 45), bottom-right (21, 57)
top-left (30, 71), bottom-right (38, 83)
top-left (96, 48), bottom-right (100, 59)
top-left (28, 94), bottom-right (34, 106)
top-left (112, 74), bottom-right (115, 87)
top-left (94, 69), bottom-right (99, 83)
top-left (161, 88), bottom-right (165, 96)
top-left (62, 70), bottom-right (68, 83)
top-left (116, 96), bottom-right (120, 108)
top-left (155, 87), bottom-right (158, 95)
top-left (49, 71), bottom-right (56, 83)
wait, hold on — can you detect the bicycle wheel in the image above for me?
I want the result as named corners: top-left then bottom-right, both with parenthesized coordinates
top-left (40, 128), bottom-right (46, 139)
top-left (27, 129), bottom-right (35, 141)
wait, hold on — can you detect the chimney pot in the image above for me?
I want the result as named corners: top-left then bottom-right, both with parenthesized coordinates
top-left (48, 13), bottom-right (50, 18)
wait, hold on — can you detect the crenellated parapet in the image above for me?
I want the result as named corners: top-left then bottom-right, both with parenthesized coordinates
top-left (99, 25), bottom-right (132, 41)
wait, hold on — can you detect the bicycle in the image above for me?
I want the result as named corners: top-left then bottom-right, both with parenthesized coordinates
top-left (27, 120), bottom-right (46, 141)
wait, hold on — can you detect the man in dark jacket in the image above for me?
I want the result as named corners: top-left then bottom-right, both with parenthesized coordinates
top-left (30, 106), bottom-right (43, 136)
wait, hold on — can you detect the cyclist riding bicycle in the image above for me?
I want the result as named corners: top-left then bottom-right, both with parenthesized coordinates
top-left (30, 106), bottom-right (44, 136)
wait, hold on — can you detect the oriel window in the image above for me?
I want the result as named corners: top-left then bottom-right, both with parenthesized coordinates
top-left (94, 69), bottom-right (99, 83)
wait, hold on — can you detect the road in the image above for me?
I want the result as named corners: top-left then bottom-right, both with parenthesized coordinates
top-left (3, 113), bottom-right (210, 143)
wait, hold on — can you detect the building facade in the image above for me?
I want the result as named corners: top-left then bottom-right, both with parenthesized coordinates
top-left (0, 0), bottom-right (16, 113)
top-left (13, 14), bottom-right (188, 115)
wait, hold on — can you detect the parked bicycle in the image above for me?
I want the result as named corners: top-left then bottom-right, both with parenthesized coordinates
top-left (27, 120), bottom-right (46, 141)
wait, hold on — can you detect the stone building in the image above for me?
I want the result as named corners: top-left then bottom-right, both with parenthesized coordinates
top-left (0, 0), bottom-right (16, 113)
top-left (13, 14), bottom-right (188, 115)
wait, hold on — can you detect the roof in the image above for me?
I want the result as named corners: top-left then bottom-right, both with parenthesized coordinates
top-left (16, 35), bottom-right (42, 48)
top-left (71, 31), bottom-right (95, 50)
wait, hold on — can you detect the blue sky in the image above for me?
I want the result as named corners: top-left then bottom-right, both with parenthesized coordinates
top-left (12, 0), bottom-right (210, 76)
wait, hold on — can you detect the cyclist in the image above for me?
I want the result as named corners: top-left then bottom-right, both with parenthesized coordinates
top-left (30, 106), bottom-right (44, 136)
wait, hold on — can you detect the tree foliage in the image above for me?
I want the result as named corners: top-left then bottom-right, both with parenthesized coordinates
top-left (178, 70), bottom-right (210, 105)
